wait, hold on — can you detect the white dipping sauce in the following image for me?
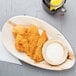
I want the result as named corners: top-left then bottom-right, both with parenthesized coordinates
top-left (46, 43), bottom-right (64, 63)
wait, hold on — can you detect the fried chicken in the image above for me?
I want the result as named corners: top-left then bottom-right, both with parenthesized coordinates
top-left (9, 21), bottom-right (27, 38)
top-left (15, 34), bottom-right (24, 52)
top-left (27, 25), bottom-right (40, 57)
top-left (33, 30), bottom-right (48, 62)
top-left (12, 25), bottom-right (27, 37)
top-left (12, 23), bottom-right (48, 62)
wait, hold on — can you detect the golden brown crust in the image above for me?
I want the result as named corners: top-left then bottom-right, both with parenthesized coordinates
top-left (26, 25), bottom-right (40, 57)
top-left (12, 25), bottom-right (27, 37)
top-left (15, 34), bottom-right (24, 52)
top-left (33, 30), bottom-right (48, 62)
top-left (12, 23), bottom-right (48, 62)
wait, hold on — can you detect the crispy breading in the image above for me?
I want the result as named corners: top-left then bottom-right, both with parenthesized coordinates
top-left (13, 25), bottom-right (27, 37)
top-left (33, 30), bottom-right (48, 62)
top-left (15, 33), bottom-right (29, 53)
top-left (21, 37), bottom-right (29, 54)
top-left (15, 34), bottom-right (24, 52)
top-left (9, 21), bottom-right (27, 38)
top-left (27, 25), bottom-right (40, 57)
top-left (12, 24), bottom-right (48, 62)
top-left (33, 47), bottom-right (43, 62)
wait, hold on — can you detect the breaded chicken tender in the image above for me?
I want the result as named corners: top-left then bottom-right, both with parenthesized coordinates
top-left (15, 33), bottom-right (29, 53)
top-left (9, 21), bottom-right (27, 37)
top-left (27, 25), bottom-right (40, 57)
top-left (15, 34), bottom-right (24, 52)
top-left (15, 28), bottom-right (29, 53)
top-left (13, 25), bottom-right (27, 37)
top-left (12, 22), bottom-right (48, 62)
top-left (11, 21), bottom-right (29, 53)
top-left (33, 30), bottom-right (48, 62)
top-left (21, 36), bottom-right (29, 54)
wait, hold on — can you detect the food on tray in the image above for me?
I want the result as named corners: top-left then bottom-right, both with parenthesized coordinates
top-left (27, 25), bottom-right (40, 57)
top-left (9, 21), bottom-right (27, 38)
top-left (42, 39), bottom-right (68, 65)
top-left (11, 21), bottom-right (48, 62)
top-left (33, 30), bottom-right (48, 62)
top-left (15, 34), bottom-right (25, 52)
top-left (2, 16), bottom-right (75, 70)
top-left (13, 25), bottom-right (27, 37)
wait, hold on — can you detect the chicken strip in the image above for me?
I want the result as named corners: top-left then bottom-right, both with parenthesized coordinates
top-left (21, 36), bottom-right (29, 54)
top-left (9, 21), bottom-right (27, 38)
top-left (15, 32), bottom-right (29, 53)
top-left (27, 25), bottom-right (40, 57)
top-left (33, 30), bottom-right (48, 62)
top-left (13, 25), bottom-right (27, 37)
top-left (15, 34), bottom-right (24, 52)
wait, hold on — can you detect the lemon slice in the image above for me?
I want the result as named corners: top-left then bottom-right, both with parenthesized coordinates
top-left (50, 0), bottom-right (63, 10)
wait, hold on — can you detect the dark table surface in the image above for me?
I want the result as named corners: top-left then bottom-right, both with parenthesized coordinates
top-left (0, 0), bottom-right (76, 76)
